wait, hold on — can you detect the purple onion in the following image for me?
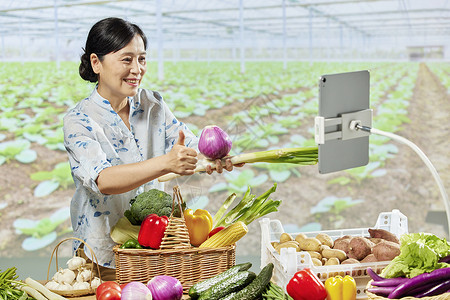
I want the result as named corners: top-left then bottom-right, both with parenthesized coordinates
top-left (121, 281), bottom-right (152, 300)
top-left (198, 125), bottom-right (232, 160)
top-left (147, 275), bottom-right (183, 300)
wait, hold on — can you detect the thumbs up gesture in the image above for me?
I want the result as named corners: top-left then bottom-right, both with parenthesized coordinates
top-left (167, 130), bottom-right (198, 175)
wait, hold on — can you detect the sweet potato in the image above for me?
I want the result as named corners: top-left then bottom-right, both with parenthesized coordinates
top-left (341, 258), bottom-right (360, 264)
top-left (368, 237), bottom-right (384, 244)
top-left (368, 228), bottom-right (399, 244)
top-left (361, 254), bottom-right (378, 263)
top-left (348, 237), bottom-right (373, 261)
top-left (333, 235), bottom-right (352, 254)
top-left (372, 240), bottom-right (400, 261)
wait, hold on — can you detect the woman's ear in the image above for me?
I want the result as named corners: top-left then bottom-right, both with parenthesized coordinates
top-left (90, 53), bottom-right (101, 74)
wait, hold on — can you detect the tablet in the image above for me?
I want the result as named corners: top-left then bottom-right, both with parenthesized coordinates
top-left (318, 70), bottom-right (370, 174)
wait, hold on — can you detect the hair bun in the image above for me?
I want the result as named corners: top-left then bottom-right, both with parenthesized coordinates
top-left (79, 52), bottom-right (98, 83)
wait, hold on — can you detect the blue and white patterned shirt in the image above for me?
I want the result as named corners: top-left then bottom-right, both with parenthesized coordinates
top-left (63, 87), bottom-right (198, 268)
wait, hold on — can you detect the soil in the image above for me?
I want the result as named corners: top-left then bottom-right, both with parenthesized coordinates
top-left (0, 62), bottom-right (448, 260)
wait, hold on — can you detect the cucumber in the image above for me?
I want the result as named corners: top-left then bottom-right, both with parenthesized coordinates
top-left (198, 271), bottom-right (256, 300)
top-left (188, 262), bottom-right (252, 299)
top-left (228, 263), bottom-right (274, 300)
top-left (219, 292), bottom-right (237, 300)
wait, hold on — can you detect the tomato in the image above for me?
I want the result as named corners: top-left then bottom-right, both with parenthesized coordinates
top-left (120, 283), bottom-right (128, 290)
top-left (96, 281), bottom-right (121, 300)
top-left (208, 226), bottom-right (225, 238)
top-left (97, 289), bottom-right (121, 300)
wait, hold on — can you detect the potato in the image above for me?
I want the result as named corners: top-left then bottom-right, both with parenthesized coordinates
top-left (333, 235), bottom-right (352, 254)
top-left (316, 233), bottom-right (334, 248)
top-left (322, 248), bottom-right (347, 262)
top-left (373, 240), bottom-right (400, 261)
top-left (275, 241), bottom-right (300, 254)
top-left (307, 251), bottom-right (322, 260)
top-left (341, 258), bottom-right (360, 264)
top-left (320, 245), bottom-right (331, 252)
top-left (280, 232), bottom-right (294, 244)
top-left (312, 258), bottom-right (322, 266)
top-left (325, 257), bottom-right (340, 265)
top-left (298, 237), bottom-right (322, 252)
top-left (348, 237), bottom-right (373, 261)
top-left (368, 228), bottom-right (399, 244)
top-left (295, 233), bottom-right (307, 244)
top-left (361, 254), bottom-right (378, 263)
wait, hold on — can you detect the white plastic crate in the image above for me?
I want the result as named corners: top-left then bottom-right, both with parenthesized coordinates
top-left (260, 209), bottom-right (408, 299)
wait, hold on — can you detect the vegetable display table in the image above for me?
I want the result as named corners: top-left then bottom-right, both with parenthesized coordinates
top-left (71, 295), bottom-right (191, 299)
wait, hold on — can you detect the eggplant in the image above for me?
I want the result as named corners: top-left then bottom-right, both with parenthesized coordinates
top-left (367, 267), bottom-right (385, 281)
top-left (414, 279), bottom-right (450, 298)
top-left (367, 286), bottom-right (396, 296)
top-left (388, 267), bottom-right (450, 299)
top-left (371, 277), bottom-right (409, 287)
top-left (438, 255), bottom-right (450, 264)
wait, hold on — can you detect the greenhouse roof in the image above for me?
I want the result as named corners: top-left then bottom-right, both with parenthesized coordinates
top-left (0, 0), bottom-right (449, 62)
top-left (0, 0), bottom-right (448, 42)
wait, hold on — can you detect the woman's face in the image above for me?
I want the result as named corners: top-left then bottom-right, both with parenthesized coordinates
top-left (91, 35), bottom-right (147, 104)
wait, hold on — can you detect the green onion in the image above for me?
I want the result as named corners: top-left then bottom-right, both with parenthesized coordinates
top-left (158, 146), bottom-right (318, 182)
top-left (211, 192), bottom-right (237, 227)
top-left (214, 183), bottom-right (281, 228)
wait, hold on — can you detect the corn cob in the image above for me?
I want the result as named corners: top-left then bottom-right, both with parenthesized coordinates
top-left (199, 221), bottom-right (248, 248)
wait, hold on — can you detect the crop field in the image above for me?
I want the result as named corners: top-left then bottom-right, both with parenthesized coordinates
top-left (0, 60), bottom-right (449, 259)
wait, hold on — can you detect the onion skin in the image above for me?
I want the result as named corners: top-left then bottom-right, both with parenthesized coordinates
top-left (198, 125), bottom-right (232, 160)
top-left (147, 275), bottom-right (182, 300)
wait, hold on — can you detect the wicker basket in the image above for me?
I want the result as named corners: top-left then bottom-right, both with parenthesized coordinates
top-left (366, 280), bottom-right (450, 300)
top-left (46, 237), bottom-right (102, 297)
top-left (114, 186), bottom-right (236, 293)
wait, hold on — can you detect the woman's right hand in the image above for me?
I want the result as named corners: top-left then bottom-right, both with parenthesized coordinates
top-left (166, 130), bottom-right (198, 175)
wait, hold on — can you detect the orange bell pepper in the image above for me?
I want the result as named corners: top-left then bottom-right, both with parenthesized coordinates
top-left (184, 209), bottom-right (213, 246)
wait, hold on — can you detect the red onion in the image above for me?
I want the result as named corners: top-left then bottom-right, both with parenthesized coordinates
top-left (147, 275), bottom-right (183, 300)
top-left (121, 281), bottom-right (152, 300)
top-left (198, 125), bottom-right (232, 160)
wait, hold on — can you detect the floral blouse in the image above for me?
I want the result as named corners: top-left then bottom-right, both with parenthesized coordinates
top-left (63, 87), bottom-right (198, 268)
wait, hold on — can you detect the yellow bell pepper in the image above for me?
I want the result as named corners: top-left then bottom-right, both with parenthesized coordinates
top-left (184, 209), bottom-right (213, 246)
top-left (325, 275), bottom-right (357, 300)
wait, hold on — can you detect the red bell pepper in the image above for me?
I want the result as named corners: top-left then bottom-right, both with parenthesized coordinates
top-left (286, 268), bottom-right (327, 300)
top-left (138, 214), bottom-right (169, 249)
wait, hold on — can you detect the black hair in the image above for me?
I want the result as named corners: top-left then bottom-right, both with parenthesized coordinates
top-left (79, 17), bottom-right (147, 82)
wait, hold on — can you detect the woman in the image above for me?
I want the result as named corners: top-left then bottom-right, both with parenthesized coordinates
top-left (63, 17), bottom-right (235, 280)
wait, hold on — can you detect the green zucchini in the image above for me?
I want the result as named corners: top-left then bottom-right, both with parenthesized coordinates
top-left (188, 262), bottom-right (252, 299)
top-left (198, 271), bottom-right (256, 300)
top-left (228, 263), bottom-right (274, 300)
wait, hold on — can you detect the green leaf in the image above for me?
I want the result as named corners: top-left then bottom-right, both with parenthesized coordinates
top-left (15, 149), bottom-right (37, 164)
top-left (34, 180), bottom-right (60, 197)
top-left (22, 232), bottom-right (57, 251)
top-left (269, 170), bottom-right (291, 182)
